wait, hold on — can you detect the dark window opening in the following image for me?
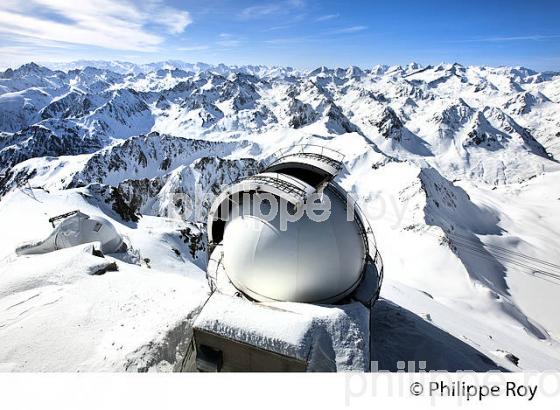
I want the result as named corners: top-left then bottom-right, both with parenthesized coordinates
top-left (272, 166), bottom-right (328, 188)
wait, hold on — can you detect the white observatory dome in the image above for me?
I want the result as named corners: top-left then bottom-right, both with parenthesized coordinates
top-left (222, 186), bottom-right (366, 303)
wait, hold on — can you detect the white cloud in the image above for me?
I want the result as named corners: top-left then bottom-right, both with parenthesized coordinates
top-left (239, 0), bottom-right (305, 20)
top-left (453, 34), bottom-right (560, 43)
top-left (146, 0), bottom-right (192, 34)
top-left (239, 3), bottom-right (282, 19)
top-left (0, 0), bottom-right (192, 52)
top-left (216, 33), bottom-right (242, 48)
top-left (329, 25), bottom-right (367, 34)
top-left (264, 38), bottom-right (298, 45)
top-left (315, 13), bottom-right (339, 22)
top-left (177, 45), bottom-right (209, 52)
top-left (263, 24), bottom-right (367, 46)
top-left (263, 24), bottom-right (293, 32)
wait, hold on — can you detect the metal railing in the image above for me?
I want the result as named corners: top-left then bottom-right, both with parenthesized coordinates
top-left (48, 210), bottom-right (80, 227)
top-left (264, 144), bottom-right (345, 170)
top-left (328, 183), bottom-right (384, 301)
top-left (243, 173), bottom-right (309, 199)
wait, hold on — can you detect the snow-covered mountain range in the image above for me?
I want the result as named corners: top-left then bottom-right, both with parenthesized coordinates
top-left (1, 60), bottom-right (560, 372)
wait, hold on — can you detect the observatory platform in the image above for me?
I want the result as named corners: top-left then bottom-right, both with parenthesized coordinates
top-left (188, 144), bottom-right (383, 372)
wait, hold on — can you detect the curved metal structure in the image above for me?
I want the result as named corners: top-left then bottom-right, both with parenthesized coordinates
top-left (206, 144), bottom-right (383, 305)
top-left (16, 210), bottom-right (125, 256)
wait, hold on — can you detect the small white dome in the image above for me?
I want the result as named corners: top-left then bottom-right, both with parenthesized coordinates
top-left (55, 214), bottom-right (124, 253)
top-left (222, 187), bottom-right (366, 303)
top-left (16, 212), bottom-right (124, 256)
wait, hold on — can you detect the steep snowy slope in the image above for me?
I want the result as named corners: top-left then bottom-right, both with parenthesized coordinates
top-left (0, 61), bottom-right (559, 371)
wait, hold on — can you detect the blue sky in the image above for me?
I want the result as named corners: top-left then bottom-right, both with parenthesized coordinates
top-left (0, 0), bottom-right (559, 70)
